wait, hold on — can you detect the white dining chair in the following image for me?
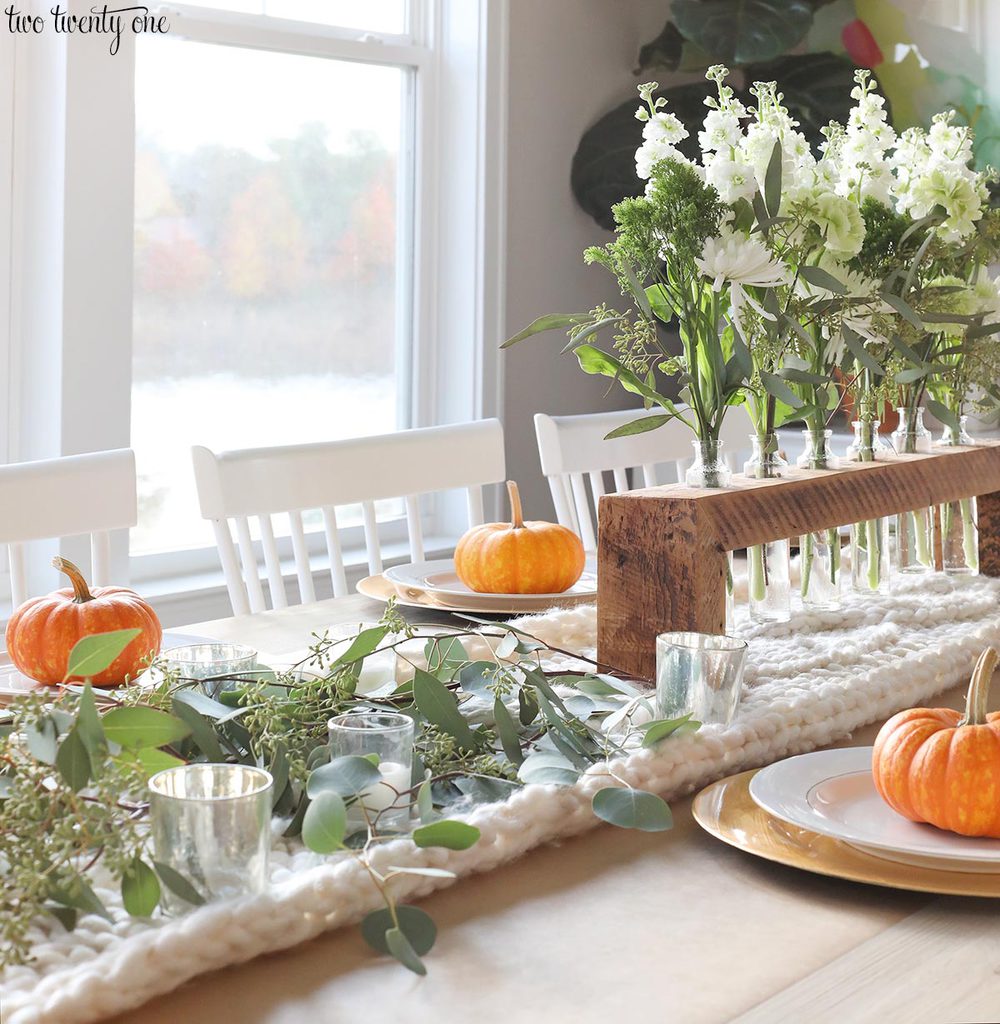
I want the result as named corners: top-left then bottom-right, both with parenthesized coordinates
top-left (533, 405), bottom-right (753, 551)
top-left (192, 419), bottom-right (507, 616)
top-left (0, 449), bottom-right (137, 607)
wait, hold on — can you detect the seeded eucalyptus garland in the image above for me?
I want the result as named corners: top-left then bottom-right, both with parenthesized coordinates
top-left (0, 602), bottom-right (693, 974)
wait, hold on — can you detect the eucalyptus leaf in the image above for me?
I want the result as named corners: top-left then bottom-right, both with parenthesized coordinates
top-left (841, 327), bottom-right (884, 376)
top-left (172, 687), bottom-right (234, 720)
top-left (56, 728), bottom-right (91, 792)
top-left (502, 313), bottom-right (582, 348)
top-left (881, 292), bottom-right (923, 329)
top-left (46, 906), bottom-right (78, 932)
top-left (301, 791), bottom-right (347, 854)
top-left (25, 717), bottom-right (58, 765)
top-left (306, 755), bottom-right (381, 799)
top-left (764, 139), bottom-right (782, 218)
top-left (592, 787), bottom-right (674, 832)
top-left (894, 367), bottom-right (928, 385)
top-left (604, 414), bottom-right (673, 440)
top-left (50, 878), bottom-right (111, 921)
top-left (417, 778), bottom-right (434, 824)
top-left (170, 699), bottom-right (225, 761)
top-left (332, 626), bottom-right (390, 669)
top-left (102, 707), bottom-right (191, 750)
top-left (153, 861), bottom-right (206, 907)
top-left (386, 927), bottom-right (427, 976)
top-left (64, 629), bottom-right (142, 681)
top-left (967, 321), bottom-right (1000, 340)
top-left (759, 371), bottom-right (803, 408)
top-left (518, 752), bottom-right (580, 787)
top-left (798, 264), bottom-right (846, 294)
top-left (926, 399), bottom-right (960, 432)
top-left (121, 857), bottom-right (160, 918)
top-left (75, 683), bottom-right (105, 775)
top-left (129, 747), bottom-right (186, 776)
top-left (412, 819), bottom-right (481, 851)
top-left (641, 714), bottom-right (700, 747)
top-left (493, 697), bottom-right (524, 766)
top-left (413, 669), bottom-right (476, 749)
top-left (386, 866), bottom-right (457, 880)
top-left (361, 905), bottom-right (437, 956)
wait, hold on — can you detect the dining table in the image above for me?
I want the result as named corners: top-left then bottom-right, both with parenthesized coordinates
top-left (105, 592), bottom-right (1000, 1024)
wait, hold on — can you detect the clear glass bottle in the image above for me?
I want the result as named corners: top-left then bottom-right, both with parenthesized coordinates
top-left (686, 438), bottom-right (735, 628)
top-left (938, 415), bottom-right (979, 574)
top-left (846, 419), bottom-right (891, 594)
top-left (796, 429), bottom-right (842, 609)
top-left (685, 438), bottom-right (731, 489)
top-left (890, 407), bottom-right (935, 575)
top-left (743, 434), bottom-right (790, 624)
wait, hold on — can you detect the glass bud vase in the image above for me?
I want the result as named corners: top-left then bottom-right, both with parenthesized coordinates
top-left (743, 435), bottom-right (790, 624)
top-left (685, 438), bottom-right (735, 628)
top-left (890, 407), bottom-right (935, 575)
top-left (796, 429), bottom-right (842, 609)
top-left (846, 419), bottom-right (891, 595)
top-left (938, 415), bottom-right (979, 575)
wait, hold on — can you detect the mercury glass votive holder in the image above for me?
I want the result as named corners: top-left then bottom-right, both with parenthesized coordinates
top-left (163, 643), bottom-right (258, 698)
top-left (656, 632), bottom-right (748, 727)
top-left (328, 712), bottom-right (415, 834)
top-left (148, 764), bottom-right (273, 913)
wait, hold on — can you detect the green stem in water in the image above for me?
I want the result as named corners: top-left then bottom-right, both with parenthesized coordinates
top-left (961, 498), bottom-right (979, 571)
top-left (829, 529), bottom-right (841, 583)
top-left (749, 543), bottom-right (767, 603)
top-left (865, 518), bottom-right (881, 591)
top-left (912, 509), bottom-right (932, 567)
top-left (800, 532), bottom-right (814, 599)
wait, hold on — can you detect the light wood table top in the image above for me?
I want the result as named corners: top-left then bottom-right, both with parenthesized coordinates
top-left (108, 595), bottom-right (1000, 1024)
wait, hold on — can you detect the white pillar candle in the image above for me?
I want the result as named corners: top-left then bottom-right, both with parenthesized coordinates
top-left (358, 761), bottom-right (411, 814)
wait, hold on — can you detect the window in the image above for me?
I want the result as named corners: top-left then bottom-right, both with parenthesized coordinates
top-left (4, 0), bottom-right (507, 616)
top-left (131, 33), bottom-right (410, 557)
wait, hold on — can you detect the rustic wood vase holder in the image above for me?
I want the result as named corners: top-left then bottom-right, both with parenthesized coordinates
top-left (596, 441), bottom-right (1000, 680)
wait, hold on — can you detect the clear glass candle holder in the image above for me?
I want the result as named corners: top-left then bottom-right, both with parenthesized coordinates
top-left (656, 632), bottom-right (748, 728)
top-left (149, 764), bottom-right (272, 913)
top-left (164, 643), bottom-right (258, 698)
top-left (328, 712), bottom-right (415, 834)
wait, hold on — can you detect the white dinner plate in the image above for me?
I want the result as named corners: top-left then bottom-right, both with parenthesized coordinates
top-left (381, 557), bottom-right (597, 612)
top-left (750, 746), bottom-right (1000, 873)
top-left (0, 630), bottom-right (215, 702)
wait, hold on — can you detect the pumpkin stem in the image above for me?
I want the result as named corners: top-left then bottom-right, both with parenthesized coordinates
top-left (52, 557), bottom-right (95, 604)
top-left (961, 647), bottom-right (998, 727)
top-left (506, 480), bottom-right (525, 530)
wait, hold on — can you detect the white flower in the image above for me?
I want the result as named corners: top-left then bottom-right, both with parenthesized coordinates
top-left (972, 273), bottom-right (1000, 324)
top-left (811, 193), bottom-right (866, 258)
top-left (695, 227), bottom-right (791, 321)
top-left (699, 108), bottom-right (743, 154)
top-left (642, 110), bottom-right (688, 145)
top-left (635, 137), bottom-right (690, 179)
top-left (704, 154), bottom-right (757, 204)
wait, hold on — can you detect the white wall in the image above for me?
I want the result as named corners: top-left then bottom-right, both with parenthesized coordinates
top-left (502, 0), bottom-right (668, 519)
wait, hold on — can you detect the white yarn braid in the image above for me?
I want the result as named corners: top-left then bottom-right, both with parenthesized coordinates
top-left (4, 573), bottom-right (999, 1024)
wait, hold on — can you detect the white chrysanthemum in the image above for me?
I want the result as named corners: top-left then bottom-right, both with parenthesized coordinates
top-left (695, 227), bottom-right (791, 321)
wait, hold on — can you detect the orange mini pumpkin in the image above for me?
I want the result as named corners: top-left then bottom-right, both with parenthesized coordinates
top-left (5, 557), bottom-right (162, 687)
top-left (454, 481), bottom-right (585, 595)
top-left (872, 647), bottom-right (1000, 838)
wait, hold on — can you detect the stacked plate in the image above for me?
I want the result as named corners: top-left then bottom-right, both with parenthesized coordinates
top-left (358, 557), bottom-right (598, 615)
top-left (748, 746), bottom-right (1000, 874)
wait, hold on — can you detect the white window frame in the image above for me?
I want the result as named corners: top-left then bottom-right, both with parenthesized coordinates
top-left (6, 0), bottom-right (508, 615)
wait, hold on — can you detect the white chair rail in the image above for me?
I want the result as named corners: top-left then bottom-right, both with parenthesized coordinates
top-left (192, 420), bottom-right (506, 615)
top-left (534, 406), bottom-right (752, 551)
top-left (0, 449), bottom-right (137, 607)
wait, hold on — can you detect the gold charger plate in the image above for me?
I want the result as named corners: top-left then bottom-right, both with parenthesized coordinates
top-left (693, 768), bottom-right (1000, 898)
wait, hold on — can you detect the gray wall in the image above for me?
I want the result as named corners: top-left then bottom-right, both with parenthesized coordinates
top-left (502, 0), bottom-right (668, 520)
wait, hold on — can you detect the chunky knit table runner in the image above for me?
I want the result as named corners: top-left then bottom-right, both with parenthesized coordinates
top-left (5, 573), bottom-right (1000, 1024)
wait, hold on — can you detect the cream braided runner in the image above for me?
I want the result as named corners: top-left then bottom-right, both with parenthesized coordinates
top-left (5, 573), bottom-right (1000, 1024)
